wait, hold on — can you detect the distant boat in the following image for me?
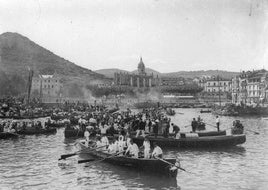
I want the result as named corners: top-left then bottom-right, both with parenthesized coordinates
top-left (262, 117), bottom-right (268, 120)
top-left (200, 109), bottom-right (212, 113)
top-left (0, 132), bottom-right (19, 139)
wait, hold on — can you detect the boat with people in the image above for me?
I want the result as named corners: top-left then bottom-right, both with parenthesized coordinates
top-left (200, 109), bottom-right (212, 113)
top-left (76, 141), bottom-right (179, 177)
top-left (131, 132), bottom-right (246, 148)
top-left (166, 108), bottom-right (176, 116)
top-left (0, 132), bottom-right (19, 139)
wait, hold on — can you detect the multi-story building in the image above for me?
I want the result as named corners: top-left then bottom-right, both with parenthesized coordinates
top-left (31, 74), bottom-right (63, 103)
top-left (204, 76), bottom-right (231, 93)
top-left (247, 69), bottom-right (267, 104)
top-left (231, 69), bottom-right (268, 105)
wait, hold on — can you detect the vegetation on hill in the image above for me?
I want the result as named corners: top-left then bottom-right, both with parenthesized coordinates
top-left (0, 32), bottom-right (107, 97)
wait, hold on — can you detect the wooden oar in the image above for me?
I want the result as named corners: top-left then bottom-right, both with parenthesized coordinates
top-left (245, 129), bottom-right (259, 135)
top-left (154, 156), bottom-right (186, 172)
top-left (206, 122), bottom-right (260, 135)
top-left (59, 145), bottom-right (106, 160)
top-left (78, 150), bottom-right (125, 164)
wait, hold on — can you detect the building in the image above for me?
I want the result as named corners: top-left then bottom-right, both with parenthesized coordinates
top-left (231, 69), bottom-right (268, 105)
top-left (31, 74), bottom-right (63, 103)
top-left (205, 76), bottom-right (231, 93)
top-left (114, 57), bottom-right (160, 88)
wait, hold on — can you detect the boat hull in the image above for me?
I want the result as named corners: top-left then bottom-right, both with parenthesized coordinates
top-left (78, 143), bottom-right (178, 177)
top-left (132, 134), bottom-right (246, 148)
top-left (16, 128), bottom-right (57, 135)
top-left (0, 132), bottom-right (19, 139)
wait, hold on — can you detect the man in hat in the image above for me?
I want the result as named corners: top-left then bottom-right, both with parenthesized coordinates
top-left (152, 142), bottom-right (163, 158)
top-left (216, 116), bottom-right (220, 131)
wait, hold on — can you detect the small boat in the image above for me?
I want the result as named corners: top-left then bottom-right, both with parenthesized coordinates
top-left (64, 128), bottom-right (84, 138)
top-left (200, 109), bottom-right (212, 113)
top-left (16, 128), bottom-right (57, 135)
top-left (166, 108), bottom-right (176, 116)
top-left (132, 133), bottom-right (246, 148)
top-left (262, 117), bottom-right (268, 120)
top-left (0, 132), bottom-right (19, 139)
top-left (78, 142), bottom-right (178, 177)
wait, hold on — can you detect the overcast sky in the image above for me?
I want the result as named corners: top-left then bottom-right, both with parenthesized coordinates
top-left (0, 0), bottom-right (267, 73)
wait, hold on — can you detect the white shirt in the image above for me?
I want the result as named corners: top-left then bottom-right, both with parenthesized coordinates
top-left (101, 136), bottom-right (109, 146)
top-left (143, 141), bottom-right (150, 150)
top-left (152, 146), bottom-right (163, 157)
top-left (216, 118), bottom-right (220, 123)
top-left (100, 125), bottom-right (107, 134)
top-left (108, 143), bottom-right (117, 154)
top-left (126, 143), bottom-right (139, 158)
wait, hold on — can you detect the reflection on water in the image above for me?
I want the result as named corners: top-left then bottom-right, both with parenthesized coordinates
top-left (0, 108), bottom-right (268, 190)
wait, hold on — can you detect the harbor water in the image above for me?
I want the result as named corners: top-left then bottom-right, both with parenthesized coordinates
top-left (0, 108), bottom-right (268, 190)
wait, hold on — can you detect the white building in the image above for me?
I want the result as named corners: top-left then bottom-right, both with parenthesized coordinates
top-left (31, 74), bottom-right (63, 103)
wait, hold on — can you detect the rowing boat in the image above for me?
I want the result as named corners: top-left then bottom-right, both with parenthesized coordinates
top-left (16, 128), bottom-right (57, 135)
top-left (0, 132), bottom-right (19, 139)
top-left (78, 142), bottom-right (178, 177)
top-left (132, 133), bottom-right (246, 148)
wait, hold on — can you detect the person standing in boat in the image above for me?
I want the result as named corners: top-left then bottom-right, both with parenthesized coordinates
top-left (84, 128), bottom-right (90, 147)
top-left (152, 142), bottom-right (163, 158)
top-left (191, 118), bottom-right (198, 133)
top-left (216, 116), bottom-right (220, 131)
top-left (140, 137), bottom-right (151, 159)
top-left (125, 139), bottom-right (139, 158)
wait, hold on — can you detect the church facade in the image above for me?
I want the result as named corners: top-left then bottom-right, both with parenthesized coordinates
top-left (114, 57), bottom-right (160, 88)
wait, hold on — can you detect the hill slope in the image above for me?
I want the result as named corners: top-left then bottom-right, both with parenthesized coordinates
top-left (0, 32), bottom-right (107, 97)
top-left (95, 68), bottom-right (238, 79)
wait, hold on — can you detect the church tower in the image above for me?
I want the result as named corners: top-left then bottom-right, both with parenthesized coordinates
top-left (138, 57), bottom-right (146, 75)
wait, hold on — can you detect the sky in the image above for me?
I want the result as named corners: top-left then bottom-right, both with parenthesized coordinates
top-left (0, 0), bottom-right (268, 73)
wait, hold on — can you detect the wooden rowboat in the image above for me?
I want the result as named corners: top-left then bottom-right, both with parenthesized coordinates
top-left (78, 142), bottom-right (178, 178)
top-left (0, 132), bottom-right (19, 139)
top-left (16, 128), bottom-right (57, 135)
top-left (132, 133), bottom-right (246, 148)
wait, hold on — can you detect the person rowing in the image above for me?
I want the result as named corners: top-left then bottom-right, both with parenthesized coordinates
top-left (125, 139), bottom-right (139, 158)
top-left (152, 142), bottom-right (163, 158)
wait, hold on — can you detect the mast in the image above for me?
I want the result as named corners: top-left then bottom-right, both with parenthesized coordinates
top-left (218, 75), bottom-right (221, 107)
top-left (26, 68), bottom-right (34, 105)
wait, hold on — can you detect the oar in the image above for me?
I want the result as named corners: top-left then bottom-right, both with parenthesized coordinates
top-left (78, 150), bottom-right (125, 164)
top-left (245, 129), bottom-right (259, 135)
top-left (59, 145), bottom-right (106, 160)
top-left (154, 156), bottom-right (186, 172)
top-left (206, 122), bottom-right (260, 135)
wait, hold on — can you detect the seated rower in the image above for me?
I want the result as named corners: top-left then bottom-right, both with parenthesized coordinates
top-left (95, 136), bottom-right (105, 151)
top-left (101, 134), bottom-right (109, 147)
top-left (107, 140), bottom-right (117, 154)
top-left (152, 142), bottom-right (163, 158)
top-left (140, 137), bottom-right (151, 159)
top-left (125, 139), bottom-right (139, 158)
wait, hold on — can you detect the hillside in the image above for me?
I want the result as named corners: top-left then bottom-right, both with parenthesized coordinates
top-left (0, 32), bottom-right (107, 97)
top-left (95, 68), bottom-right (129, 78)
top-left (95, 68), bottom-right (238, 79)
top-left (161, 70), bottom-right (239, 79)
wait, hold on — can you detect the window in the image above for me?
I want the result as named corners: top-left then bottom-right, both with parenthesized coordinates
top-left (52, 85), bottom-right (53, 88)
top-left (214, 83), bottom-right (216, 86)
top-left (44, 85), bottom-right (46, 88)
top-left (48, 80), bottom-right (50, 83)
top-left (48, 85), bottom-right (50, 88)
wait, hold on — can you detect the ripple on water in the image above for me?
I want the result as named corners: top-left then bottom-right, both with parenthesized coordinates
top-left (1, 111), bottom-right (268, 189)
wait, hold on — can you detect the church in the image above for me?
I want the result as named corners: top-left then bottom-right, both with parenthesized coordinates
top-left (114, 57), bottom-right (160, 88)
